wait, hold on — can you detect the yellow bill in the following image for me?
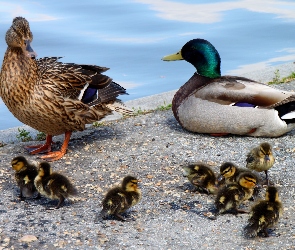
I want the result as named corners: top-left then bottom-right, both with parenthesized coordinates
top-left (162, 50), bottom-right (183, 61)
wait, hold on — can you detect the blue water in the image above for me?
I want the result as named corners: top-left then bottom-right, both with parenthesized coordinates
top-left (0, 0), bottom-right (295, 130)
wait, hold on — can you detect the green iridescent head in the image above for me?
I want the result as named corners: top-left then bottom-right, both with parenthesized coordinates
top-left (162, 38), bottom-right (221, 79)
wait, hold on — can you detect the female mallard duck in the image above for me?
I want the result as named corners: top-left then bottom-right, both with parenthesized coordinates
top-left (0, 17), bottom-right (131, 161)
top-left (162, 38), bottom-right (295, 137)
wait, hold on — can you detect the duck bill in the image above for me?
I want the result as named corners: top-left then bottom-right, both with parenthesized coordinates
top-left (217, 174), bottom-right (224, 182)
top-left (162, 50), bottom-right (183, 61)
top-left (23, 39), bottom-right (38, 58)
top-left (264, 155), bottom-right (270, 161)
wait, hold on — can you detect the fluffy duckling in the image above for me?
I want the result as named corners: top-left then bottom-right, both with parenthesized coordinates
top-left (244, 186), bottom-right (283, 238)
top-left (34, 162), bottom-right (77, 209)
top-left (11, 156), bottom-right (40, 199)
top-left (246, 142), bottom-right (275, 185)
top-left (219, 162), bottom-right (261, 199)
top-left (215, 172), bottom-right (257, 215)
top-left (97, 176), bottom-right (141, 221)
top-left (183, 163), bottom-right (217, 194)
top-left (218, 162), bottom-right (248, 186)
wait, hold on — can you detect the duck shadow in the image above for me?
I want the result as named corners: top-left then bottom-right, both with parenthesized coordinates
top-left (168, 200), bottom-right (217, 220)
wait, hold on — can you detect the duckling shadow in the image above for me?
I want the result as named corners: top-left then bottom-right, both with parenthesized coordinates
top-left (164, 116), bottom-right (186, 133)
top-left (94, 211), bottom-right (136, 223)
top-left (168, 200), bottom-right (217, 220)
top-left (179, 182), bottom-right (211, 195)
top-left (66, 126), bottom-right (125, 150)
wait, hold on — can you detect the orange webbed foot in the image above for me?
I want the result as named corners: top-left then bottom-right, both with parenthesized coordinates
top-left (38, 132), bottom-right (72, 161)
top-left (39, 150), bottom-right (67, 162)
top-left (25, 135), bottom-right (53, 154)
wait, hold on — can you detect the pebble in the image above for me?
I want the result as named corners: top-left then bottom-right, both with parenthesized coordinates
top-left (1, 82), bottom-right (295, 248)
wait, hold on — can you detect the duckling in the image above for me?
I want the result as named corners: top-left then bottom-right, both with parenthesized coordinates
top-left (96, 175), bottom-right (141, 222)
top-left (244, 186), bottom-right (283, 238)
top-left (215, 172), bottom-right (257, 215)
top-left (246, 142), bottom-right (275, 185)
top-left (218, 162), bottom-right (247, 186)
top-left (219, 162), bottom-right (261, 199)
top-left (34, 162), bottom-right (77, 209)
top-left (11, 156), bottom-right (40, 200)
top-left (183, 163), bottom-right (217, 194)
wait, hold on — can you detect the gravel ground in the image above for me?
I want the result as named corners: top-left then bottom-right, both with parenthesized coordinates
top-left (1, 81), bottom-right (295, 249)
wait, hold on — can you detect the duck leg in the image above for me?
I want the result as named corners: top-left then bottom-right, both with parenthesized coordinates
top-left (114, 213), bottom-right (127, 221)
top-left (40, 132), bottom-right (72, 161)
top-left (265, 170), bottom-right (269, 185)
top-left (55, 196), bottom-right (65, 209)
top-left (25, 135), bottom-right (53, 154)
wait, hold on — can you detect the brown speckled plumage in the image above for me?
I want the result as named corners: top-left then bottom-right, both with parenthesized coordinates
top-left (0, 17), bottom-right (131, 161)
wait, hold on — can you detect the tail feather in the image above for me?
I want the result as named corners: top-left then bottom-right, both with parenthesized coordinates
top-left (106, 101), bottom-right (133, 115)
top-left (97, 82), bottom-right (128, 103)
top-left (244, 222), bottom-right (259, 238)
top-left (67, 183), bottom-right (78, 196)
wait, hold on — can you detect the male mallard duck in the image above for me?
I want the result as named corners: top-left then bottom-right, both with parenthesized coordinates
top-left (246, 142), bottom-right (275, 185)
top-left (0, 17), bottom-right (131, 161)
top-left (11, 156), bottom-right (40, 199)
top-left (96, 175), bottom-right (141, 221)
top-left (34, 162), bottom-right (77, 209)
top-left (244, 186), bottom-right (283, 238)
top-left (183, 163), bottom-right (217, 194)
top-left (215, 172), bottom-right (257, 215)
top-left (162, 38), bottom-right (295, 137)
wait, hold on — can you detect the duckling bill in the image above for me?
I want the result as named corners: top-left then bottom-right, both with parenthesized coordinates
top-left (34, 162), bottom-right (77, 209)
top-left (183, 163), bottom-right (217, 194)
top-left (11, 156), bottom-right (40, 199)
top-left (244, 186), bottom-right (283, 238)
top-left (96, 175), bottom-right (141, 222)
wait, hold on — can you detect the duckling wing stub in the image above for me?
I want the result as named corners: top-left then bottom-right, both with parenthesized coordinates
top-left (246, 154), bottom-right (255, 164)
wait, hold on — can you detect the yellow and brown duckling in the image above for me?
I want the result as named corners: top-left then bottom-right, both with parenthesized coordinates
top-left (183, 163), bottom-right (217, 194)
top-left (219, 162), bottom-right (262, 199)
top-left (96, 175), bottom-right (141, 222)
top-left (218, 162), bottom-right (249, 186)
top-left (215, 172), bottom-right (258, 215)
top-left (11, 156), bottom-right (40, 200)
top-left (246, 142), bottom-right (275, 185)
top-left (34, 162), bottom-right (77, 209)
top-left (244, 186), bottom-right (283, 238)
